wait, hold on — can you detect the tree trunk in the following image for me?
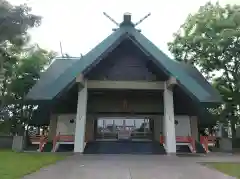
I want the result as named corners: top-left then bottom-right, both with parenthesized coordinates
top-left (230, 118), bottom-right (237, 148)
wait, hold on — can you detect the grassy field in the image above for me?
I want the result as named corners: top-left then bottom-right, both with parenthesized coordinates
top-left (207, 162), bottom-right (240, 179)
top-left (0, 150), bottom-right (65, 179)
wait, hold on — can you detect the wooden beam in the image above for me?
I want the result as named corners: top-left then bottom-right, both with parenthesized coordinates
top-left (87, 80), bottom-right (164, 90)
top-left (166, 76), bottom-right (177, 89)
top-left (76, 73), bottom-right (84, 83)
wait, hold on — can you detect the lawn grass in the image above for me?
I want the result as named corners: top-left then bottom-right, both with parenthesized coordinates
top-left (207, 162), bottom-right (240, 179)
top-left (0, 150), bottom-right (65, 179)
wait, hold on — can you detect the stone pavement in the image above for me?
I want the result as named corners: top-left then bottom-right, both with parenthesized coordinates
top-left (23, 154), bottom-right (237, 179)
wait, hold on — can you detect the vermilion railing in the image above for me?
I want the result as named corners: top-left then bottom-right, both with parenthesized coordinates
top-left (58, 135), bottom-right (74, 142)
top-left (52, 134), bottom-right (88, 152)
top-left (160, 136), bottom-right (194, 143)
top-left (200, 135), bottom-right (216, 153)
top-left (200, 136), bottom-right (208, 153)
top-left (52, 134), bottom-right (74, 152)
top-left (29, 135), bottom-right (42, 143)
top-left (160, 135), bottom-right (196, 153)
top-left (39, 135), bottom-right (48, 152)
top-left (160, 135), bottom-right (164, 144)
top-left (176, 136), bottom-right (191, 143)
top-left (208, 135), bottom-right (217, 145)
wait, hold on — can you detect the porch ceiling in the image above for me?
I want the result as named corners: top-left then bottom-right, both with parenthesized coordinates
top-left (30, 87), bottom-right (215, 126)
top-left (50, 86), bottom-right (199, 116)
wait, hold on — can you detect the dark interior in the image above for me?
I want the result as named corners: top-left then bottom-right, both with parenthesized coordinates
top-left (86, 38), bottom-right (168, 81)
top-left (52, 87), bottom-right (198, 116)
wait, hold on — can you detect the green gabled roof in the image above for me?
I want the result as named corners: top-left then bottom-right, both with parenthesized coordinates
top-left (178, 62), bottom-right (221, 103)
top-left (26, 14), bottom-right (222, 104)
top-left (26, 58), bottom-right (79, 101)
top-left (125, 28), bottom-right (221, 103)
top-left (26, 29), bottom-right (126, 101)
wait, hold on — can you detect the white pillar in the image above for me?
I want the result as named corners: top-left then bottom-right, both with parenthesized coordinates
top-left (163, 83), bottom-right (176, 154)
top-left (74, 83), bottom-right (87, 153)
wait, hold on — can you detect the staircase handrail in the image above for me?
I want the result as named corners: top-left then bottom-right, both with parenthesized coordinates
top-left (52, 133), bottom-right (60, 152)
top-left (38, 135), bottom-right (48, 152)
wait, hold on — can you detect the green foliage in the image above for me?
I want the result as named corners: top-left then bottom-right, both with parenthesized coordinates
top-left (0, 120), bottom-right (11, 135)
top-left (0, 0), bottom-right (42, 107)
top-left (168, 2), bottom-right (240, 137)
top-left (0, 0), bottom-right (41, 48)
top-left (10, 46), bottom-right (56, 99)
top-left (4, 46), bottom-right (56, 135)
top-left (0, 1), bottom-right (56, 134)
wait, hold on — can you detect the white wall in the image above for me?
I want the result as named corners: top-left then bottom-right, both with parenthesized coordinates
top-left (175, 116), bottom-right (191, 136)
top-left (56, 114), bottom-right (76, 135)
top-left (55, 114), bottom-right (191, 137)
top-left (153, 115), bottom-right (191, 139)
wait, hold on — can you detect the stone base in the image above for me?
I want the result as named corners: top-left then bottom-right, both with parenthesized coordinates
top-left (12, 136), bottom-right (24, 152)
top-left (166, 152), bottom-right (176, 156)
top-left (73, 152), bottom-right (84, 154)
top-left (219, 138), bottom-right (232, 153)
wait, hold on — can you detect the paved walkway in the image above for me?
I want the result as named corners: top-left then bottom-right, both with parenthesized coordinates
top-left (23, 154), bottom-right (237, 179)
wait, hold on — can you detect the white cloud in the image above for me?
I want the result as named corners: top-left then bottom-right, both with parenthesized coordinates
top-left (8, 0), bottom-right (238, 57)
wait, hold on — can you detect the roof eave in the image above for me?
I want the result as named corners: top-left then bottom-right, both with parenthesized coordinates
top-left (53, 80), bottom-right (84, 101)
top-left (23, 98), bottom-right (54, 105)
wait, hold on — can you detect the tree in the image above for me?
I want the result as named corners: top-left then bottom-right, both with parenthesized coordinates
top-left (1, 45), bottom-right (56, 135)
top-left (168, 2), bottom-right (240, 141)
top-left (0, 0), bottom-right (41, 47)
top-left (0, 0), bottom-right (41, 109)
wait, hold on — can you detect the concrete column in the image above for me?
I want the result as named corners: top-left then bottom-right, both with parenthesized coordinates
top-left (74, 83), bottom-right (87, 153)
top-left (163, 83), bottom-right (176, 154)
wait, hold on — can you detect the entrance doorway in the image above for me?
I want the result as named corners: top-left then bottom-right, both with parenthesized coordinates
top-left (95, 117), bottom-right (153, 141)
top-left (85, 117), bottom-right (165, 154)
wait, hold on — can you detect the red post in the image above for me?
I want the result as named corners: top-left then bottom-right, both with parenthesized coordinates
top-left (39, 135), bottom-right (46, 152)
top-left (52, 133), bottom-right (60, 152)
top-left (160, 135), bottom-right (164, 144)
top-left (204, 136), bottom-right (209, 153)
top-left (187, 136), bottom-right (196, 153)
top-left (191, 137), bottom-right (196, 153)
top-left (200, 136), bottom-right (208, 153)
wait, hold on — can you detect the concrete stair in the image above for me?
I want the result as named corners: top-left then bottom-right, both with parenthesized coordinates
top-left (84, 141), bottom-right (166, 154)
top-left (56, 144), bottom-right (74, 152)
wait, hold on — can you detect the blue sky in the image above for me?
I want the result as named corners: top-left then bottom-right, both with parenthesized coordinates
top-left (9, 0), bottom-right (238, 57)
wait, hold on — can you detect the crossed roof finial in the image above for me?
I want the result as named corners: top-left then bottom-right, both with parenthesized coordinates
top-left (103, 12), bottom-right (151, 30)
